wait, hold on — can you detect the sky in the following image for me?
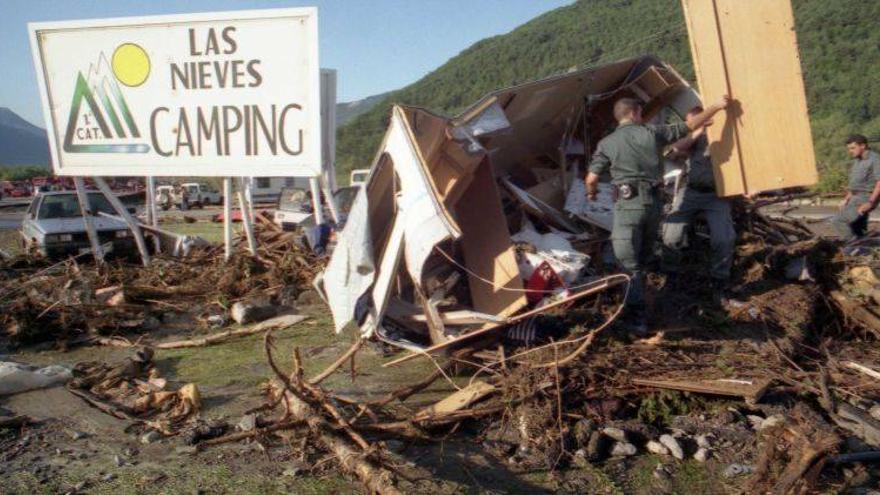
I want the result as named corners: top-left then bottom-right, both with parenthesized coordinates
top-left (0, 0), bottom-right (572, 128)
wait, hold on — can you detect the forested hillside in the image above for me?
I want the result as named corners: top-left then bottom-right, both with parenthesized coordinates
top-left (336, 0), bottom-right (880, 191)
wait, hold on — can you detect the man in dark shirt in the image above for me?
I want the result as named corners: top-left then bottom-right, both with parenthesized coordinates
top-left (586, 96), bottom-right (730, 334)
top-left (832, 134), bottom-right (880, 242)
top-left (662, 106), bottom-right (736, 304)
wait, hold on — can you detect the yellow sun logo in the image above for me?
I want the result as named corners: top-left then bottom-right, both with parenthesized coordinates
top-left (111, 43), bottom-right (150, 87)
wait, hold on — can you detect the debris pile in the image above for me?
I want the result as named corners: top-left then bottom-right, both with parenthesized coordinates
top-left (66, 346), bottom-right (201, 435)
top-left (0, 222), bottom-right (326, 347)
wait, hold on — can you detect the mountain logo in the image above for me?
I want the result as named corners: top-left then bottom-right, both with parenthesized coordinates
top-left (63, 43), bottom-right (151, 154)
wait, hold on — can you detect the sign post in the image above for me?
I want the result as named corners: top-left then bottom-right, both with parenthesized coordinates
top-left (29, 8), bottom-right (323, 261)
top-left (72, 177), bottom-right (104, 263)
top-left (223, 178), bottom-right (233, 260)
top-left (145, 176), bottom-right (160, 252)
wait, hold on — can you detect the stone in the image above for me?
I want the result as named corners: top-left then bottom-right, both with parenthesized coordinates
top-left (723, 463), bottom-right (755, 478)
top-left (230, 300), bottom-right (279, 324)
top-left (695, 434), bottom-right (712, 449)
top-left (646, 440), bottom-right (670, 456)
top-left (610, 441), bottom-right (637, 457)
top-left (694, 448), bottom-right (710, 462)
top-left (140, 430), bottom-right (162, 445)
top-left (175, 445), bottom-right (198, 455)
top-left (573, 419), bottom-right (596, 446)
top-left (282, 460), bottom-right (308, 478)
top-left (586, 430), bottom-right (608, 462)
top-left (746, 415), bottom-right (765, 430)
top-left (869, 404), bottom-right (880, 422)
top-left (102, 473), bottom-right (116, 482)
top-left (659, 434), bottom-right (684, 460)
top-left (68, 430), bottom-right (88, 441)
top-left (758, 414), bottom-right (786, 431)
top-left (653, 463), bottom-right (671, 481)
top-left (296, 290), bottom-right (322, 307)
top-left (206, 315), bottom-right (227, 328)
top-left (602, 427), bottom-right (628, 443)
top-left (113, 455), bottom-right (125, 467)
top-left (237, 414), bottom-right (257, 432)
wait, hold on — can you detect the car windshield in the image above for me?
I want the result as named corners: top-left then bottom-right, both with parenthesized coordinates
top-left (37, 193), bottom-right (115, 219)
top-left (278, 188), bottom-right (309, 210)
top-left (352, 172), bottom-right (368, 183)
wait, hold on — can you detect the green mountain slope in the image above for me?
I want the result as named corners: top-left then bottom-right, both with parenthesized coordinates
top-left (336, 0), bottom-right (880, 191)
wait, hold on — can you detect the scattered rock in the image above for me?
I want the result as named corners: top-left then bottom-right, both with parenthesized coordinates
top-left (68, 430), bottom-right (88, 441)
top-left (230, 300), bottom-right (279, 324)
top-left (694, 447), bottom-right (710, 462)
top-left (758, 414), bottom-right (785, 431)
top-left (870, 404), bottom-right (880, 422)
top-left (695, 433), bottom-right (712, 449)
top-left (102, 473), bottom-right (116, 482)
top-left (653, 463), bottom-right (671, 481)
top-left (206, 314), bottom-right (227, 328)
top-left (140, 430), bottom-right (162, 445)
top-left (602, 427), bottom-right (628, 443)
top-left (174, 445), bottom-right (199, 455)
top-left (610, 441), bottom-right (637, 457)
top-left (659, 434), bottom-right (684, 460)
top-left (646, 440), bottom-right (670, 456)
top-left (586, 430), bottom-right (608, 462)
top-left (746, 415), bottom-right (765, 430)
top-left (113, 455), bottom-right (125, 467)
top-left (723, 463), bottom-right (755, 478)
top-left (573, 419), bottom-right (596, 446)
top-left (282, 460), bottom-right (309, 478)
top-left (296, 289), bottom-right (322, 307)
top-left (237, 414), bottom-right (257, 432)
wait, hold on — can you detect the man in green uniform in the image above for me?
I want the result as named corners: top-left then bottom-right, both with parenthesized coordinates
top-left (832, 134), bottom-right (880, 242)
top-left (586, 96), bottom-right (730, 333)
top-left (662, 106), bottom-right (736, 304)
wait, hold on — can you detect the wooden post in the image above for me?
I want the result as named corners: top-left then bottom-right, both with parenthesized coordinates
top-left (223, 178), bottom-right (233, 260)
top-left (72, 177), bottom-right (104, 263)
top-left (236, 177), bottom-right (257, 255)
top-left (93, 177), bottom-right (150, 266)
top-left (309, 177), bottom-right (324, 225)
top-left (145, 176), bottom-right (160, 253)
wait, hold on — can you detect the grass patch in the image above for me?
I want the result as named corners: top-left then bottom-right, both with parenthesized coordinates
top-left (0, 228), bottom-right (22, 255)
top-left (161, 220), bottom-right (232, 243)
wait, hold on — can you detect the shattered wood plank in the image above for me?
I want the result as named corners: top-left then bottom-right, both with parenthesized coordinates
top-left (156, 315), bottom-right (308, 349)
top-left (830, 290), bottom-right (880, 339)
top-left (410, 310), bottom-right (506, 326)
top-left (632, 377), bottom-right (772, 403)
top-left (384, 276), bottom-right (626, 367)
top-left (415, 381), bottom-right (496, 419)
top-left (844, 361), bottom-right (880, 382)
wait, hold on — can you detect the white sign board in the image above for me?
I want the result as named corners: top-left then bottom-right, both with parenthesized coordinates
top-left (29, 8), bottom-right (321, 177)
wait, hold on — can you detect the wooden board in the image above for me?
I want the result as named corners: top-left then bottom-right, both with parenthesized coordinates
top-left (681, 0), bottom-right (818, 196)
top-left (454, 161), bottom-right (527, 319)
top-left (384, 275), bottom-right (626, 367)
top-left (415, 381), bottom-right (496, 419)
top-left (633, 377), bottom-right (772, 404)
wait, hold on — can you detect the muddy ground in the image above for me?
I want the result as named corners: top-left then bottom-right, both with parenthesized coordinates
top-left (0, 292), bottom-right (788, 495)
top-left (1, 217), bottom-right (879, 494)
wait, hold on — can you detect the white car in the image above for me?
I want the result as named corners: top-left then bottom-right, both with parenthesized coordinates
top-left (181, 182), bottom-right (222, 207)
top-left (349, 169), bottom-right (370, 187)
top-left (20, 191), bottom-right (135, 258)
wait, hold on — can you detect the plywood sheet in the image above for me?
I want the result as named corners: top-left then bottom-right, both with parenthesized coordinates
top-left (682, 0), bottom-right (818, 196)
top-left (454, 161), bottom-right (527, 319)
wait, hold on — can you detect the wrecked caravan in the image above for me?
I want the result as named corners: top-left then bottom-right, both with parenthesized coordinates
top-left (318, 55), bottom-right (702, 355)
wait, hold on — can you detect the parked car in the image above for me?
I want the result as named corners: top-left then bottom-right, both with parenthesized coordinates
top-left (20, 191), bottom-right (135, 258)
top-left (349, 169), bottom-right (370, 187)
top-left (273, 186), bottom-right (361, 230)
top-left (181, 182), bottom-right (221, 207)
